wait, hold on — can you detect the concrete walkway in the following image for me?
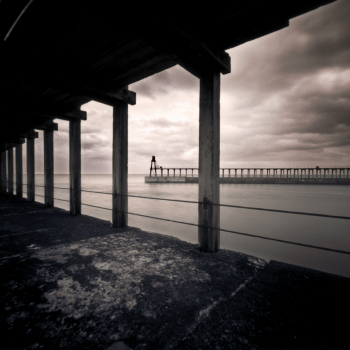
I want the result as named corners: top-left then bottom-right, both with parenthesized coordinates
top-left (1, 194), bottom-right (349, 349)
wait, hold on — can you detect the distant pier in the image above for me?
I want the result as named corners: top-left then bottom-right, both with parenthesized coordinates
top-left (145, 167), bottom-right (350, 184)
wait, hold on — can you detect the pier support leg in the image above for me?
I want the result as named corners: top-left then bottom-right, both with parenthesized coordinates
top-left (70, 119), bottom-right (81, 214)
top-left (112, 100), bottom-right (128, 227)
top-left (1, 151), bottom-right (6, 193)
top-left (198, 70), bottom-right (220, 252)
top-left (8, 148), bottom-right (13, 195)
top-left (16, 144), bottom-right (22, 197)
top-left (44, 130), bottom-right (54, 207)
top-left (27, 138), bottom-right (35, 201)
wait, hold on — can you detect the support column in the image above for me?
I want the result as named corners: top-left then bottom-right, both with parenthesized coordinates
top-left (70, 119), bottom-right (81, 214)
top-left (8, 148), bottom-right (13, 195)
top-left (112, 100), bottom-right (128, 227)
top-left (44, 130), bottom-right (54, 207)
top-left (16, 144), bottom-right (22, 197)
top-left (27, 138), bottom-right (35, 201)
top-left (1, 150), bottom-right (6, 193)
top-left (198, 70), bottom-right (220, 252)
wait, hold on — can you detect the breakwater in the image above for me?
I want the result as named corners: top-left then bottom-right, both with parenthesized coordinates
top-left (145, 176), bottom-right (350, 184)
top-left (145, 167), bottom-right (350, 184)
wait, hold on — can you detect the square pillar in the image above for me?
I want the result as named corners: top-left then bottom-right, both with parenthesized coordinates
top-left (198, 70), bottom-right (220, 252)
top-left (112, 100), bottom-right (128, 227)
top-left (44, 130), bottom-right (54, 207)
top-left (8, 148), bottom-right (13, 195)
top-left (16, 144), bottom-right (23, 197)
top-left (27, 138), bottom-right (35, 201)
top-left (1, 150), bottom-right (6, 193)
top-left (69, 119), bottom-right (81, 214)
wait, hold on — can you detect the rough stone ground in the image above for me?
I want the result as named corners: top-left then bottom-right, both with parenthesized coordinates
top-left (1, 194), bottom-right (349, 350)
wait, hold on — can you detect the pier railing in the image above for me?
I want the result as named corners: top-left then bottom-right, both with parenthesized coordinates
top-left (149, 167), bottom-right (350, 179)
top-left (3, 178), bottom-right (350, 257)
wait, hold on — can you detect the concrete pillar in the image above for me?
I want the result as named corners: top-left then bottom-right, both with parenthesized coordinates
top-left (228, 169), bottom-right (231, 178)
top-left (16, 144), bottom-right (23, 197)
top-left (168, 169), bottom-right (170, 177)
top-left (1, 150), bottom-right (6, 193)
top-left (8, 148), bottom-right (13, 195)
top-left (241, 169), bottom-right (243, 178)
top-left (112, 101), bottom-right (128, 227)
top-left (69, 119), bottom-right (81, 214)
top-left (44, 130), bottom-right (54, 207)
top-left (222, 169), bottom-right (224, 178)
top-left (27, 138), bottom-right (35, 201)
top-left (198, 70), bottom-right (220, 252)
top-left (235, 169), bottom-right (237, 178)
top-left (247, 169), bottom-right (250, 178)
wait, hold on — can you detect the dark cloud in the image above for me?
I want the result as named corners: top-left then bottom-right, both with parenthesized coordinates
top-left (218, 0), bottom-right (350, 167)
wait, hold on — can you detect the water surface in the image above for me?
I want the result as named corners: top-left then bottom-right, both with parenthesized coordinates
top-left (22, 174), bottom-right (350, 277)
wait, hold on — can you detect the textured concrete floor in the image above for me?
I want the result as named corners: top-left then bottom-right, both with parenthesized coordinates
top-left (1, 194), bottom-right (349, 350)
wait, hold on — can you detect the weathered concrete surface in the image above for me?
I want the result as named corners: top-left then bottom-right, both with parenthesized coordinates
top-left (1, 194), bottom-right (349, 349)
top-left (145, 176), bottom-right (350, 185)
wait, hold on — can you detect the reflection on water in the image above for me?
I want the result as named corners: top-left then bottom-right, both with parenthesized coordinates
top-left (27, 174), bottom-right (350, 278)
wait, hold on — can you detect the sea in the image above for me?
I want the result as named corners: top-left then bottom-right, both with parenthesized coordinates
top-left (21, 174), bottom-right (350, 278)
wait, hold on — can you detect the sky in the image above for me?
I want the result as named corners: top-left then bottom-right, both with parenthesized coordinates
top-left (31, 0), bottom-right (350, 174)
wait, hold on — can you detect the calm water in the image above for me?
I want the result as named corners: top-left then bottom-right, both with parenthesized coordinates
top-left (22, 174), bottom-right (350, 277)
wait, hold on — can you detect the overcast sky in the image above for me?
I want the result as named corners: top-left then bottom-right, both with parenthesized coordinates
top-left (32, 0), bottom-right (350, 174)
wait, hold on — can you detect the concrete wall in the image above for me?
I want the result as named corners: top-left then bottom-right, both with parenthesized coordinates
top-left (145, 176), bottom-right (350, 185)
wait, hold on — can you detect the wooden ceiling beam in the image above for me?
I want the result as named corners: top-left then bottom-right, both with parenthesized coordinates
top-left (2, 55), bottom-right (136, 106)
top-left (27, 121), bottom-right (58, 131)
top-left (6, 130), bottom-right (39, 139)
top-left (40, 78), bottom-right (137, 106)
top-left (30, 108), bottom-right (87, 121)
top-left (135, 22), bottom-right (231, 78)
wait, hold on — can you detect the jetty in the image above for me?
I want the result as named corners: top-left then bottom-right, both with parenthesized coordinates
top-left (145, 166), bottom-right (350, 184)
top-left (1, 194), bottom-right (349, 349)
top-left (1, 1), bottom-right (349, 348)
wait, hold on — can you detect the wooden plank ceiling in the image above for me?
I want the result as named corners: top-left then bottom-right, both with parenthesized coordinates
top-left (0, 0), bottom-right (336, 147)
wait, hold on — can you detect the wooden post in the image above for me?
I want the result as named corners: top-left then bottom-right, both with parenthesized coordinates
top-left (44, 130), bottom-right (54, 207)
top-left (15, 144), bottom-right (22, 197)
top-left (198, 70), bottom-right (220, 252)
top-left (112, 100), bottom-right (128, 227)
top-left (8, 148), bottom-right (13, 195)
top-left (69, 119), bottom-right (81, 214)
top-left (1, 150), bottom-right (6, 193)
top-left (27, 138), bottom-right (35, 201)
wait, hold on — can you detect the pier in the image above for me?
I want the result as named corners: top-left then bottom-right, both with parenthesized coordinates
top-left (145, 167), bottom-right (350, 184)
top-left (1, 194), bottom-right (349, 349)
top-left (0, 1), bottom-right (349, 348)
